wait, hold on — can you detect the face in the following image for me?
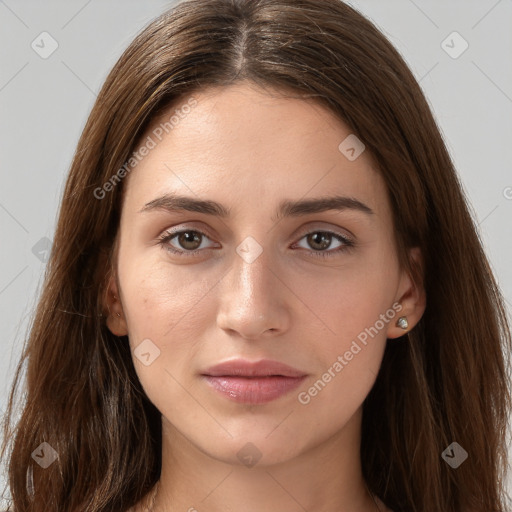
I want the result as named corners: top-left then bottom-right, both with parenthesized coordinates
top-left (105, 81), bottom-right (423, 466)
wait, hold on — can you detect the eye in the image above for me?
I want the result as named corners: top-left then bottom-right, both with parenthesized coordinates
top-left (157, 228), bottom-right (217, 258)
top-left (157, 227), bottom-right (355, 259)
top-left (293, 230), bottom-right (354, 258)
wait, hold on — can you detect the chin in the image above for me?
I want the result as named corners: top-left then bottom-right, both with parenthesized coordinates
top-left (193, 430), bottom-right (307, 468)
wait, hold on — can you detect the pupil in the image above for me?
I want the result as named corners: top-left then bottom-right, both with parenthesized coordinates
top-left (310, 232), bottom-right (330, 250)
top-left (180, 231), bottom-right (200, 249)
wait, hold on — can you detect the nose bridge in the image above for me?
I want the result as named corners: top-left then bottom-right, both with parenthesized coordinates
top-left (216, 235), bottom-right (287, 338)
top-left (228, 236), bottom-right (274, 309)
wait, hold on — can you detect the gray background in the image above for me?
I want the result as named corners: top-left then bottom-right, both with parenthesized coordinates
top-left (1, 0), bottom-right (511, 502)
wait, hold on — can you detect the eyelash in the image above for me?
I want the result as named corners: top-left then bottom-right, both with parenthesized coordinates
top-left (157, 228), bottom-right (355, 259)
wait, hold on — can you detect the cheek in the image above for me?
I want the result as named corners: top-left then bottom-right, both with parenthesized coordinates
top-left (117, 255), bottom-right (219, 412)
top-left (294, 241), bottom-right (399, 407)
top-left (294, 282), bottom-right (395, 431)
top-left (303, 250), bottom-right (400, 352)
top-left (117, 251), bottom-right (223, 382)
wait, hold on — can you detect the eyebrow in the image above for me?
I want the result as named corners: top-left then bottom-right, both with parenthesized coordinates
top-left (138, 193), bottom-right (374, 221)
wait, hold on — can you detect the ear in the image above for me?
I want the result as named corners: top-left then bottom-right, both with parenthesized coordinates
top-left (386, 247), bottom-right (426, 339)
top-left (102, 272), bottom-right (128, 337)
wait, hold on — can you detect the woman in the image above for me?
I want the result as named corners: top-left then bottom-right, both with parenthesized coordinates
top-left (1, 0), bottom-right (510, 511)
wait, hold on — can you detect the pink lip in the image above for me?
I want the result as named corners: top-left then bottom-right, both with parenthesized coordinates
top-left (201, 358), bottom-right (308, 404)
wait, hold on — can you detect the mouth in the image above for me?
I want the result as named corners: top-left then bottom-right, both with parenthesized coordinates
top-left (200, 358), bottom-right (308, 404)
top-left (201, 375), bottom-right (307, 404)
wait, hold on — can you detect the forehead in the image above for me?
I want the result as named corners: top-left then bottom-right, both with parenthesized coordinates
top-left (122, 82), bottom-right (388, 219)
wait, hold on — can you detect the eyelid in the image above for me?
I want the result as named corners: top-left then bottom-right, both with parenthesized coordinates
top-left (158, 222), bottom-right (217, 243)
top-left (158, 226), bottom-right (218, 254)
top-left (291, 229), bottom-right (354, 257)
top-left (157, 225), bottom-right (356, 262)
top-left (295, 221), bottom-right (355, 242)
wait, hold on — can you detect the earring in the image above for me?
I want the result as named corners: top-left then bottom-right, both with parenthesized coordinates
top-left (396, 316), bottom-right (408, 330)
top-left (116, 312), bottom-right (121, 318)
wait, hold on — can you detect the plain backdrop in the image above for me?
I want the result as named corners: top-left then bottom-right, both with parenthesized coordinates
top-left (1, 0), bottom-right (511, 503)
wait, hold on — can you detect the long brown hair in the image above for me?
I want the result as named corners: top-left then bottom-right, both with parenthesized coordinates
top-left (1, 0), bottom-right (511, 510)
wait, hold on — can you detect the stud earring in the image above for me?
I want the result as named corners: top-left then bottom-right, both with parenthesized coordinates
top-left (116, 312), bottom-right (121, 318)
top-left (396, 316), bottom-right (408, 330)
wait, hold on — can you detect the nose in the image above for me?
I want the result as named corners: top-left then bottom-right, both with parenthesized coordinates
top-left (216, 245), bottom-right (290, 340)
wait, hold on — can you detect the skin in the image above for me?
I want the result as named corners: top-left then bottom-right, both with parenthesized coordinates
top-left (104, 81), bottom-right (425, 512)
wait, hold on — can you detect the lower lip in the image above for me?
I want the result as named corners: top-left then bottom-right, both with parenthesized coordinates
top-left (202, 375), bottom-right (307, 404)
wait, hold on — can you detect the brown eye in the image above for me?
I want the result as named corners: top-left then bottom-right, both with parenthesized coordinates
top-left (158, 228), bottom-right (216, 257)
top-left (306, 232), bottom-right (333, 251)
top-left (176, 231), bottom-right (203, 250)
top-left (293, 230), bottom-right (355, 259)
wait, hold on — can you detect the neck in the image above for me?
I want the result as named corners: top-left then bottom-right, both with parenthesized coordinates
top-left (145, 407), bottom-right (381, 512)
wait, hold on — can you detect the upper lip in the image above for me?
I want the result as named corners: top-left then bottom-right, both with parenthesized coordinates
top-left (202, 358), bottom-right (308, 378)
